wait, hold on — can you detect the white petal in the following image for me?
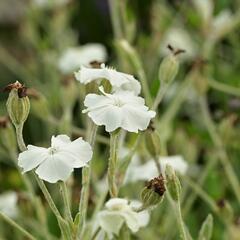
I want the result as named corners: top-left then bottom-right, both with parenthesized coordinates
top-left (130, 201), bottom-right (150, 227)
top-left (116, 78), bottom-right (141, 95)
top-left (98, 211), bottom-right (124, 236)
top-left (35, 155), bottom-right (73, 183)
top-left (51, 135), bottom-right (71, 148)
top-left (75, 67), bottom-right (110, 84)
top-left (61, 138), bottom-right (93, 167)
top-left (121, 106), bottom-right (155, 132)
top-left (75, 65), bottom-right (140, 94)
top-left (18, 145), bottom-right (48, 173)
top-left (88, 105), bottom-right (122, 132)
top-left (105, 198), bottom-right (128, 210)
top-left (83, 93), bottom-right (112, 111)
top-left (120, 210), bottom-right (140, 233)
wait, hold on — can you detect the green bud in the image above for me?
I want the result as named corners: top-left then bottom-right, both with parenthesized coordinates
top-left (165, 165), bottom-right (181, 201)
top-left (141, 175), bottom-right (165, 208)
top-left (159, 53), bottom-right (179, 85)
top-left (198, 214), bottom-right (213, 240)
top-left (6, 81), bottom-right (30, 127)
top-left (145, 127), bottom-right (161, 158)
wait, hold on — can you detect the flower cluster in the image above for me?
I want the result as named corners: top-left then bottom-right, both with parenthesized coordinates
top-left (75, 63), bottom-right (155, 133)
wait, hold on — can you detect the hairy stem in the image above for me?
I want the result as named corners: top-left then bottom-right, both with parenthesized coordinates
top-left (108, 130), bottom-right (120, 197)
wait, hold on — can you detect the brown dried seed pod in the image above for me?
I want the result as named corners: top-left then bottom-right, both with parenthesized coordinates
top-left (146, 175), bottom-right (166, 196)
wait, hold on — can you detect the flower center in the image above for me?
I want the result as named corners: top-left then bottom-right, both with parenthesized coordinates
top-left (48, 147), bottom-right (58, 155)
top-left (113, 97), bottom-right (124, 107)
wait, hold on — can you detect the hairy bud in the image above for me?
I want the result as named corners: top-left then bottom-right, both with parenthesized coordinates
top-left (141, 175), bottom-right (165, 208)
top-left (5, 81), bottom-right (30, 127)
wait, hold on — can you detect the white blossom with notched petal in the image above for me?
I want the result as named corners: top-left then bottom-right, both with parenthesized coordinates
top-left (124, 155), bottom-right (188, 184)
top-left (97, 198), bottom-right (149, 238)
top-left (75, 64), bottom-right (141, 95)
top-left (0, 191), bottom-right (18, 218)
top-left (18, 135), bottom-right (93, 183)
top-left (83, 87), bottom-right (155, 133)
top-left (58, 44), bottom-right (107, 74)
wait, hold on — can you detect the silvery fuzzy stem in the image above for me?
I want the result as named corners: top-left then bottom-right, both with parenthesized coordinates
top-left (152, 83), bottom-right (169, 111)
top-left (77, 122), bottom-right (98, 237)
top-left (59, 181), bottom-right (73, 224)
top-left (108, 0), bottom-right (123, 39)
top-left (175, 200), bottom-right (188, 240)
top-left (15, 123), bottom-right (27, 152)
top-left (108, 130), bottom-right (120, 198)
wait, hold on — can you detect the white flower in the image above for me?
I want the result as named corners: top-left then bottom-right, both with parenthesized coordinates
top-left (83, 87), bottom-right (156, 133)
top-left (75, 64), bottom-right (141, 95)
top-left (160, 27), bottom-right (197, 60)
top-left (58, 44), bottom-right (107, 74)
top-left (18, 135), bottom-right (93, 183)
top-left (211, 10), bottom-right (235, 40)
top-left (124, 155), bottom-right (188, 184)
top-left (0, 191), bottom-right (18, 218)
top-left (97, 198), bottom-right (149, 237)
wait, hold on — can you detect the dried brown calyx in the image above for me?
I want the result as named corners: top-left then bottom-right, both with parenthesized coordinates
top-left (3, 81), bottom-right (27, 98)
top-left (167, 44), bottom-right (186, 56)
top-left (146, 175), bottom-right (166, 196)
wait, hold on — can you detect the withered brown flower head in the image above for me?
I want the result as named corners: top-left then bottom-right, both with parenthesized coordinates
top-left (146, 175), bottom-right (166, 196)
top-left (3, 81), bottom-right (27, 98)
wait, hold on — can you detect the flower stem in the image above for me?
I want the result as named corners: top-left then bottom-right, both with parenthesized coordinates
top-left (108, 130), bottom-right (120, 198)
top-left (59, 181), bottom-right (73, 223)
top-left (152, 83), bottom-right (169, 111)
top-left (108, 0), bottom-right (123, 39)
top-left (0, 212), bottom-right (37, 240)
top-left (175, 200), bottom-right (188, 240)
top-left (78, 122), bottom-right (98, 237)
top-left (15, 123), bottom-right (27, 151)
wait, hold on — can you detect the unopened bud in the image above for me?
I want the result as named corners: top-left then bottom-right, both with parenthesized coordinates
top-left (217, 199), bottom-right (234, 223)
top-left (141, 175), bottom-right (165, 208)
top-left (5, 81), bottom-right (30, 127)
top-left (145, 124), bottom-right (161, 158)
top-left (159, 48), bottom-right (180, 85)
top-left (165, 165), bottom-right (181, 201)
top-left (198, 214), bottom-right (213, 240)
